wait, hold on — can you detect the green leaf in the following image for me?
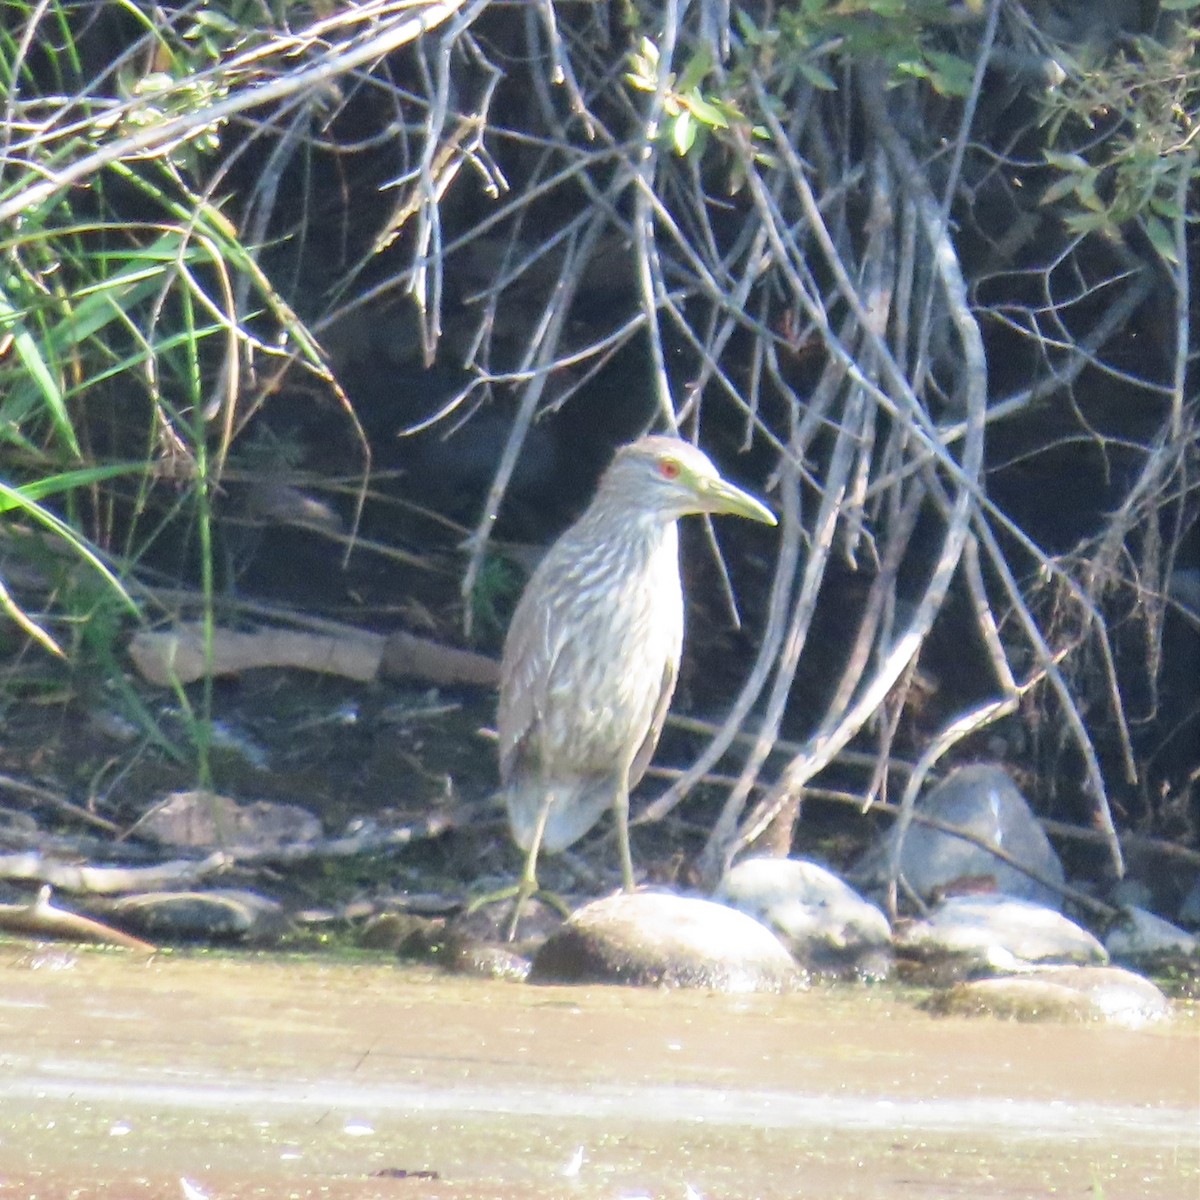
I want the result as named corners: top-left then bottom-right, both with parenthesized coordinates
top-left (1143, 215), bottom-right (1178, 265)
top-left (734, 8), bottom-right (759, 42)
top-left (1039, 174), bottom-right (1082, 206)
top-left (187, 9), bottom-right (241, 34)
top-left (1063, 211), bottom-right (1108, 236)
top-left (1148, 194), bottom-right (1183, 220)
top-left (0, 288), bottom-right (79, 458)
top-left (676, 47), bottom-right (713, 95)
top-left (0, 462), bottom-right (152, 510)
top-left (673, 110), bottom-right (697, 156)
top-left (923, 50), bottom-right (974, 98)
top-left (1043, 150), bottom-right (1091, 173)
top-left (685, 92), bottom-right (731, 129)
top-left (0, 480), bottom-right (137, 613)
top-left (798, 59), bottom-right (838, 91)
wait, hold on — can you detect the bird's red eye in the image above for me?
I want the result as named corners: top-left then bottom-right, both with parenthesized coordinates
top-left (657, 456), bottom-right (681, 480)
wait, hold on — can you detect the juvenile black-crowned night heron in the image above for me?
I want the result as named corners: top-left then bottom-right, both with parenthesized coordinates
top-left (497, 435), bottom-right (776, 931)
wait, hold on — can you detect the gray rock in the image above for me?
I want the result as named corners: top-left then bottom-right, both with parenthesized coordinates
top-left (715, 856), bottom-right (892, 981)
top-left (133, 790), bottom-right (323, 852)
top-left (1109, 877), bottom-right (1155, 911)
top-left (442, 941), bottom-right (531, 982)
top-left (895, 894), bottom-right (1107, 982)
top-left (851, 764), bottom-right (1065, 908)
top-left (1105, 906), bottom-right (1199, 966)
top-left (1178, 874), bottom-right (1200, 928)
top-left (529, 891), bottom-right (801, 992)
top-left (925, 966), bottom-right (1171, 1028)
top-left (101, 889), bottom-right (290, 944)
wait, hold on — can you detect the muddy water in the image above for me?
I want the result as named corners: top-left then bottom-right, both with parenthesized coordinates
top-left (0, 949), bottom-right (1195, 1199)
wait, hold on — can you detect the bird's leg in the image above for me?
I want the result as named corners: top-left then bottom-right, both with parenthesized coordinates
top-left (504, 792), bottom-right (552, 942)
top-left (613, 787), bottom-right (637, 892)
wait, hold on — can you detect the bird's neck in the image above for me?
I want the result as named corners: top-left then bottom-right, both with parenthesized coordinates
top-left (576, 500), bottom-right (680, 571)
top-left (566, 501), bottom-right (681, 585)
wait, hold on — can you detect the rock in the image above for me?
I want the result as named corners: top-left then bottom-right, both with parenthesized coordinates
top-left (451, 895), bottom-right (566, 951)
top-left (1109, 877), bottom-right (1155, 912)
top-left (365, 913), bottom-right (532, 981)
top-left (1178, 874), bottom-right (1200, 928)
top-left (850, 764), bottom-right (1065, 908)
top-left (359, 911), bottom-right (443, 953)
top-left (529, 891), bottom-right (801, 992)
top-left (1105, 906), bottom-right (1199, 967)
top-left (441, 939), bottom-right (531, 982)
top-left (715, 856), bottom-right (893, 981)
top-left (894, 894), bottom-right (1107, 983)
top-left (132, 790), bottom-right (323, 852)
top-left (100, 889), bottom-right (290, 944)
top-left (925, 966), bottom-right (1171, 1028)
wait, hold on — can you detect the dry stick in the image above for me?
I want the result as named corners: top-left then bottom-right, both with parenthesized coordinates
top-left (921, 0), bottom-right (1002, 398)
top-left (817, 158), bottom-right (917, 801)
top-left (127, 621), bottom-right (500, 689)
top-left (661, 711), bottom-right (907, 776)
top-left (870, 531), bottom-right (1029, 898)
top-left (410, 25), bottom-right (509, 364)
top-left (971, 512), bottom-right (1125, 874)
top-left (841, 147), bottom-right (894, 567)
top-left (747, 78), bottom-right (980, 487)
top-left (638, 338), bottom-right (843, 827)
top-left (882, 698), bottom-right (1020, 921)
top-left (856, 488), bottom-right (927, 808)
top-left (937, 268), bottom-right (1155, 451)
top-left (657, 283), bottom-right (795, 457)
top-left (626, 14), bottom-right (752, 627)
top-left (874, 392), bottom-right (1148, 872)
top-left (1039, 816), bottom-right (1200, 871)
top-left (651, 122), bottom-right (885, 847)
top-left (0, 886), bottom-right (157, 953)
top-left (657, 303), bottom-right (852, 836)
top-left (631, 0), bottom-right (685, 434)
top-left (696, 345), bottom-right (865, 880)
top-left (530, 0), bottom-right (595, 134)
top-left (873, 54), bottom-right (1123, 883)
top-left (667, 211), bottom-right (779, 429)
top-left (726, 75), bottom-right (988, 878)
top-left (1168, 149), bottom-right (1195, 440)
top-left (861, 265), bottom-right (1153, 512)
top-left (0, 773), bottom-right (121, 836)
top-left (460, 214), bottom-right (611, 630)
top-left (666, 72), bottom-right (808, 411)
top-left (865, 71), bottom-right (1126, 882)
top-left (962, 534), bottom-right (1021, 698)
top-left (0, 851), bottom-right (230, 895)
top-left (0, 0), bottom-right (484, 227)
top-left (325, 141), bottom-right (625, 335)
top-left (640, 345), bottom-right (846, 827)
top-left (651, 733), bottom-right (1199, 875)
top-left (807, 791), bottom-right (1118, 924)
top-left (659, 759), bottom-right (1121, 923)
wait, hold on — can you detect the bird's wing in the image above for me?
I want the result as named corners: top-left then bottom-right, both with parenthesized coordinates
top-left (627, 653), bottom-right (678, 790)
top-left (497, 583), bottom-right (561, 785)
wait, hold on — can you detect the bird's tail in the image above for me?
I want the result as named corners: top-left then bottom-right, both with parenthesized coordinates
top-left (504, 777), bottom-right (614, 854)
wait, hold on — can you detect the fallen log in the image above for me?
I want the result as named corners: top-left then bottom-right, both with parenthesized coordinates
top-left (128, 621), bottom-right (499, 688)
top-left (0, 885), bottom-right (157, 952)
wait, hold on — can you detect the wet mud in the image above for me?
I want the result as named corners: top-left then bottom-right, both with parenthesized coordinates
top-left (0, 948), bottom-right (1195, 1198)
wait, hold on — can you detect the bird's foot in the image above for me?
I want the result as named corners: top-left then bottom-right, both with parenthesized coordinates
top-left (466, 883), bottom-right (573, 942)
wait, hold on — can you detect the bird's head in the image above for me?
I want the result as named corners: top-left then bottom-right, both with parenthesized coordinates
top-left (604, 435), bottom-right (777, 526)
